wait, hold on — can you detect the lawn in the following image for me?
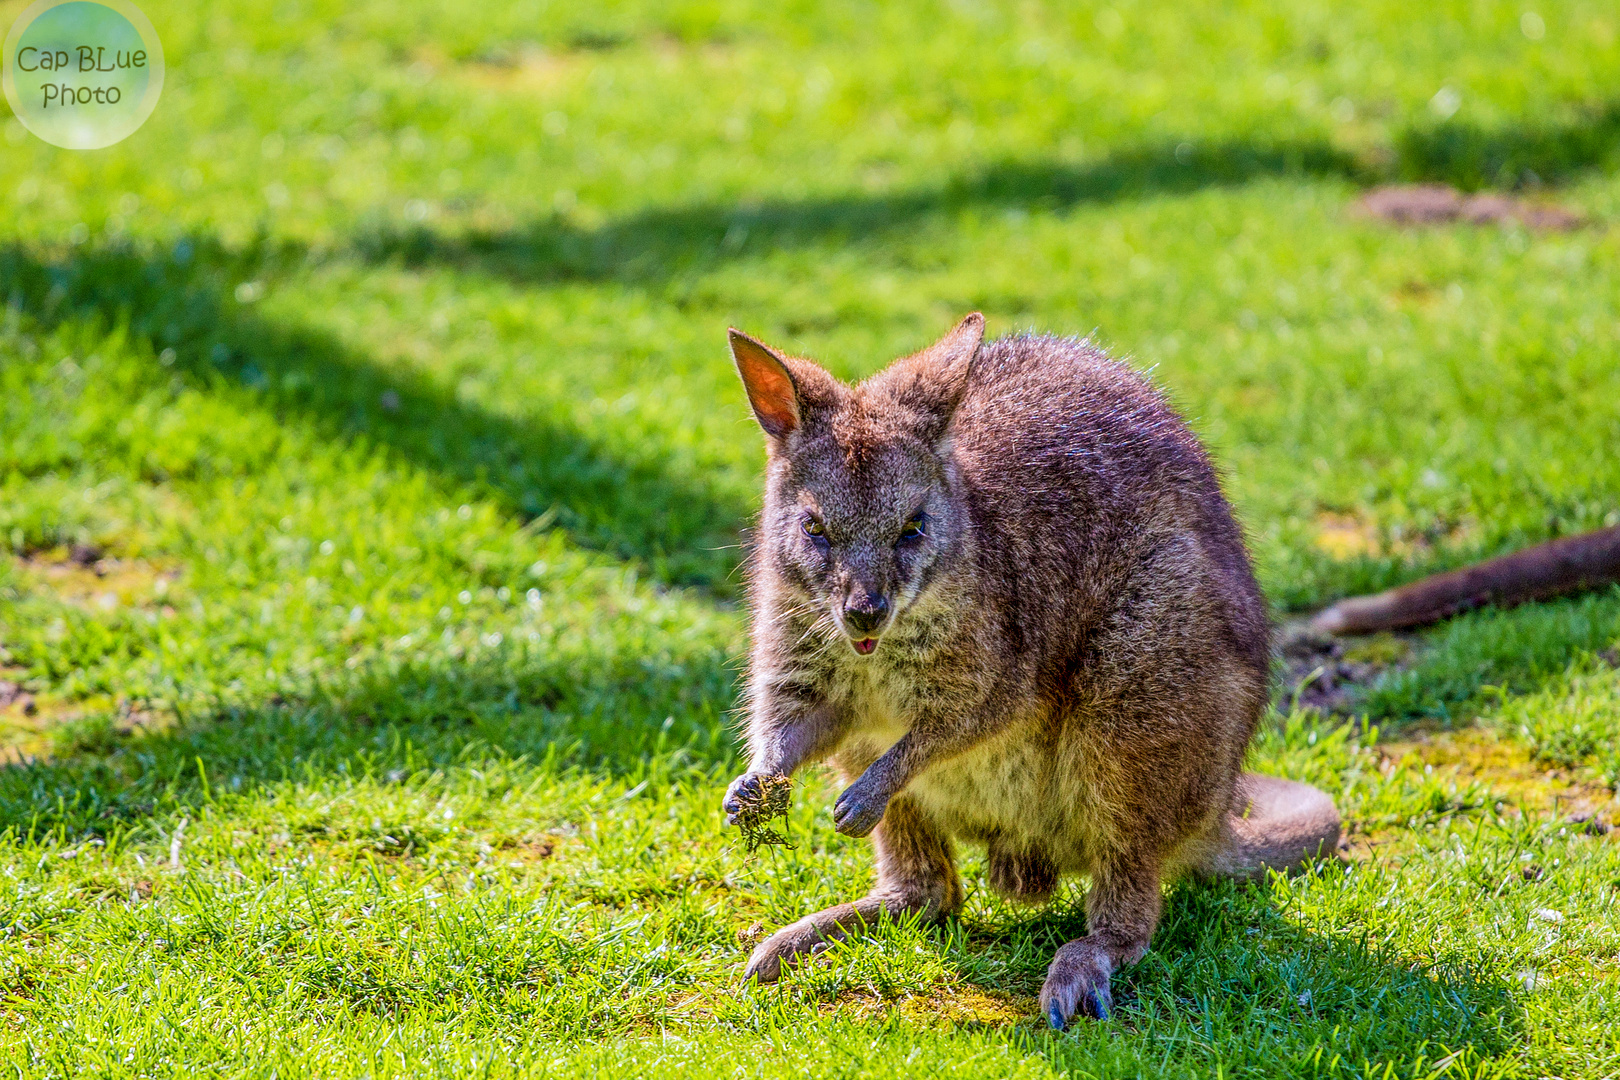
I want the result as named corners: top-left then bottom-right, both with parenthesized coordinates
top-left (1, 0), bottom-right (1618, 1075)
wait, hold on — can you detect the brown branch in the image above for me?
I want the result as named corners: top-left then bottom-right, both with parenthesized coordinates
top-left (1310, 525), bottom-right (1620, 635)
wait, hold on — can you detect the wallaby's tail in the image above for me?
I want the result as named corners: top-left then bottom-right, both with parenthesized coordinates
top-left (1192, 773), bottom-right (1341, 881)
top-left (1311, 525), bottom-right (1620, 636)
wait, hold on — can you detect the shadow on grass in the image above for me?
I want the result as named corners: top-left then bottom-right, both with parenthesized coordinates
top-left (0, 140), bottom-right (1363, 597)
top-left (354, 107), bottom-right (1620, 289)
top-left (0, 140), bottom-right (1385, 588)
top-left (1396, 101), bottom-right (1620, 191)
top-left (354, 138), bottom-right (1358, 286)
top-left (4, 116), bottom-right (1619, 837)
top-left (0, 239), bottom-right (751, 591)
top-left (1358, 589), bottom-right (1620, 724)
top-left (0, 636), bottom-right (741, 838)
top-left (6, 115), bottom-right (1619, 572)
top-left (951, 878), bottom-right (1520, 1074)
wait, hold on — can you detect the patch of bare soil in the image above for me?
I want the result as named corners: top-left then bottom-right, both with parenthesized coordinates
top-left (1, 550), bottom-right (186, 763)
top-left (1334, 726), bottom-right (1619, 862)
top-left (1379, 727), bottom-right (1617, 827)
top-left (493, 835), bottom-right (560, 863)
top-left (1276, 623), bottom-right (1413, 714)
top-left (890, 985), bottom-right (1034, 1027)
top-left (0, 668), bottom-right (53, 764)
top-left (0, 679), bottom-right (36, 716)
top-left (1357, 184), bottom-right (1583, 230)
top-left (14, 547), bottom-right (182, 614)
top-left (1311, 510), bottom-right (1476, 563)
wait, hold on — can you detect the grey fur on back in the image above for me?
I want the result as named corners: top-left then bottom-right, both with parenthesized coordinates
top-left (949, 332), bottom-right (1270, 723)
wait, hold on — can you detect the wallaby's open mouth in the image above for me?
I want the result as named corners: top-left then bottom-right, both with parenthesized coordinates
top-left (851, 637), bottom-right (878, 655)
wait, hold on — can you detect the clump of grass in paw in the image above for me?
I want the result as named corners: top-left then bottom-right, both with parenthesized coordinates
top-left (732, 774), bottom-right (795, 854)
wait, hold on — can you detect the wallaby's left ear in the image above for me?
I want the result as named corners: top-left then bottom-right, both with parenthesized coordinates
top-left (729, 328), bottom-right (801, 440)
top-left (915, 312), bottom-right (984, 390)
top-left (885, 312), bottom-right (984, 438)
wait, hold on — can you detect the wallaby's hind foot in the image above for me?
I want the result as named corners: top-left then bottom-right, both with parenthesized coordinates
top-left (1196, 772), bottom-right (1341, 881)
top-left (1039, 861), bottom-right (1161, 1029)
top-left (743, 894), bottom-right (949, 982)
top-left (744, 795), bottom-right (962, 983)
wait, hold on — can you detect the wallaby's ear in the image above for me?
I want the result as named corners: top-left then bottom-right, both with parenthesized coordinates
top-left (914, 312), bottom-right (984, 392)
top-left (729, 328), bottom-right (801, 439)
top-left (882, 312), bottom-right (984, 438)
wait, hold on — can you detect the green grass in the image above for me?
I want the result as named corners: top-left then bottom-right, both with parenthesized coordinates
top-left (1, 0), bottom-right (1619, 1075)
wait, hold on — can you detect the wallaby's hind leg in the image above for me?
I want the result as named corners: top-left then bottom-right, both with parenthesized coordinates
top-left (987, 838), bottom-right (1059, 904)
top-left (1196, 772), bottom-right (1341, 880)
top-left (1039, 856), bottom-right (1160, 1029)
top-left (743, 795), bottom-right (962, 983)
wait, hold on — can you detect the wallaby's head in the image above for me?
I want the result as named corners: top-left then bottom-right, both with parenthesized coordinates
top-left (730, 314), bottom-right (984, 656)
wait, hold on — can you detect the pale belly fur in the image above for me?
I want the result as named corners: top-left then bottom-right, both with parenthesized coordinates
top-left (833, 704), bottom-right (1070, 862)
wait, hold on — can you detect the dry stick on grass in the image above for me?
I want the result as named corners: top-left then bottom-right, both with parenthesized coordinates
top-left (1311, 525), bottom-right (1620, 635)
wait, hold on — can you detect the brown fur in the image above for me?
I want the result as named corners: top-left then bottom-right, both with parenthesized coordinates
top-left (721, 315), bottom-right (1341, 1027)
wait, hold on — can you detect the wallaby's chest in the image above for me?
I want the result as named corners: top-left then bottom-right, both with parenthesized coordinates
top-left (827, 662), bottom-right (915, 762)
top-left (909, 728), bottom-right (1057, 842)
top-left (829, 662), bottom-right (1057, 844)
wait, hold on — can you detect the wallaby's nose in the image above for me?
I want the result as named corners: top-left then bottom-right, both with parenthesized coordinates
top-left (844, 593), bottom-right (890, 635)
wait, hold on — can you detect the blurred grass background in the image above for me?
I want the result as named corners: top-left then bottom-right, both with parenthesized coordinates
top-left (0, 1), bottom-right (1617, 1076)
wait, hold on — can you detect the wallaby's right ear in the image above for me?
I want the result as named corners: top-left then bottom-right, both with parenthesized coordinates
top-left (729, 329), bottom-right (801, 440)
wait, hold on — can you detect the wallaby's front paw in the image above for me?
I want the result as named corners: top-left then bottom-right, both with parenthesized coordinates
top-left (1040, 938), bottom-right (1116, 1030)
top-left (722, 772), bottom-right (769, 826)
top-left (831, 779), bottom-right (889, 837)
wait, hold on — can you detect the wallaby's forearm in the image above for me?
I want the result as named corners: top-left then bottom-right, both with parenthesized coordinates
top-left (746, 699), bottom-right (847, 777)
top-left (831, 707), bottom-right (1007, 837)
top-left (853, 714), bottom-right (1001, 796)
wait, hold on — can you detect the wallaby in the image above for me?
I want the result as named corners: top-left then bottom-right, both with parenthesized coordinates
top-left (721, 314), bottom-right (1340, 1029)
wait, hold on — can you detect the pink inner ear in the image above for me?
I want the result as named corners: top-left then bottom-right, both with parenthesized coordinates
top-left (731, 335), bottom-right (800, 438)
top-left (741, 358), bottom-right (799, 437)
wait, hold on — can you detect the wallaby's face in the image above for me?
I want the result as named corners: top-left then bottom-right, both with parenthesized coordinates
top-left (769, 432), bottom-right (956, 652)
top-left (730, 315), bottom-right (984, 656)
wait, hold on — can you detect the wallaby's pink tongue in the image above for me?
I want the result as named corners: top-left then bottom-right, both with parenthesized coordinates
top-left (853, 639), bottom-right (877, 655)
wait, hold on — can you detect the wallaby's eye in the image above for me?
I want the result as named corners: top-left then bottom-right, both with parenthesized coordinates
top-left (898, 513), bottom-right (927, 543)
top-left (802, 517), bottom-right (826, 540)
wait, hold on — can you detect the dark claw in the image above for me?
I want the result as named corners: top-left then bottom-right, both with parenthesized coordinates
top-left (1048, 1003), bottom-right (1067, 1031)
top-left (722, 774), bottom-right (763, 823)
